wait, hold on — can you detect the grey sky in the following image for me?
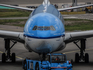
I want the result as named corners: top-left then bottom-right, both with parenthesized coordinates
top-left (0, 0), bottom-right (93, 4)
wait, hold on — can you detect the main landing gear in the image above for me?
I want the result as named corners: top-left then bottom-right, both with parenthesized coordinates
top-left (42, 54), bottom-right (46, 60)
top-left (74, 39), bottom-right (89, 63)
top-left (2, 39), bottom-right (17, 63)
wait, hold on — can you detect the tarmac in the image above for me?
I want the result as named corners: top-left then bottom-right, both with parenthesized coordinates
top-left (63, 14), bottom-right (93, 20)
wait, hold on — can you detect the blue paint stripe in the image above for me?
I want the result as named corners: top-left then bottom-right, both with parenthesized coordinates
top-left (24, 34), bottom-right (65, 39)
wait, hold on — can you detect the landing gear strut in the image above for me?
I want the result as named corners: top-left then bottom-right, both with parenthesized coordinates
top-left (74, 39), bottom-right (89, 63)
top-left (39, 53), bottom-right (46, 61)
top-left (42, 54), bottom-right (46, 60)
top-left (2, 39), bottom-right (17, 63)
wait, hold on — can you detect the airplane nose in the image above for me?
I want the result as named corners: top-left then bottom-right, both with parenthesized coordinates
top-left (35, 41), bottom-right (52, 53)
top-left (37, 31), bottom-right (50, 38)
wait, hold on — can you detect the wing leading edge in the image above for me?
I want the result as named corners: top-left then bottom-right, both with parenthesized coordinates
top-left (65, 30), bottom-right (93, 43)
top-left (0, 30), bottom-right (24, 43)
top-left (0, 4), bottom-right (34, 11)
top-left (58, 4), bottom-right (93, 11)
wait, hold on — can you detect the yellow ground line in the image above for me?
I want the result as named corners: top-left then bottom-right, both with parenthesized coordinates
top-left (86, 48), bottom-right (93, 51)
top-left (0, 51), bottom-right (3, 53)
top-left (16, 56), bottom-right (23, 59)
top-left (63, 50), bottom-right (80, 54)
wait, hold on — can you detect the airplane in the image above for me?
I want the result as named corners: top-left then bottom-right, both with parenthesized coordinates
top-left (0, 0), bottom-right (93, 63)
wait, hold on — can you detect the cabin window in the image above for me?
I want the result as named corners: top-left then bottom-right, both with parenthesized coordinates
top-left (32, 26), bottom-right (55, 31)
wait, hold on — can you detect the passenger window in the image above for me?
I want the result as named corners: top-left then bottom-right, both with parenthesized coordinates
top-left (32, 26), bottom-right (37, 30)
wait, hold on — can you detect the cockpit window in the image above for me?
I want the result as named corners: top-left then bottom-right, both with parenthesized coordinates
top-left (50, 26), bottom-right (55, 31)
top-left (32, 26), bottom-right (55, 31)
top-left (37, 26), bottom-right (50, 30)
top-left (32, 26), bottom-right (37, 30)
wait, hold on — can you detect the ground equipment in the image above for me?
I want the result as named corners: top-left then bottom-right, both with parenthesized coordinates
top-left (22, 53), bottom-right (72, 70)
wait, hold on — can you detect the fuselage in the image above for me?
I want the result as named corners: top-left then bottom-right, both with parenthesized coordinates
top-left (24, 4), bottom-right (65, 54)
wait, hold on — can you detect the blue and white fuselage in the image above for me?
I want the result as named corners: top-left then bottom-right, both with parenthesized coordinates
top-left (24, 1), bottom-right (65, 54)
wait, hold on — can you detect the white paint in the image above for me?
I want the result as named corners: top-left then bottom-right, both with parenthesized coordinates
top-left (25, 36), bottom-right (65, 53)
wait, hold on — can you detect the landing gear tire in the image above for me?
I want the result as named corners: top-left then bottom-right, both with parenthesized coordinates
top-left (2, 39), bottom-right (17, 63)
top-left (2, 53), bottom-right (6, 63)
top-left (85, 53), bottom-right (89, 63)
top-left (12, 53), bottom-right (16, 63)
top-left (75, 53), bottom-right (79, 63)
top-left (35, 63), bottom-right (39, 70)
top-left (23, 59), bottom-right (26, 70)
top-left (71, 59), bottom-right (73, 66)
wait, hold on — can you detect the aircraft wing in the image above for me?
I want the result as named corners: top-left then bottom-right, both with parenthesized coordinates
top-left (58, 4), bottom-right (93, 11)
top-left (0, 4), bottom-right (34, 11)
top-left (0, 30), bottom-right (24, 43)
top-left (64, 30), bottom-right (93, 43)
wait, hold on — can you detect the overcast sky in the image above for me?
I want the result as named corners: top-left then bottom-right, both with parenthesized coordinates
top-left (0, 0), bottom-right (93, 4)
